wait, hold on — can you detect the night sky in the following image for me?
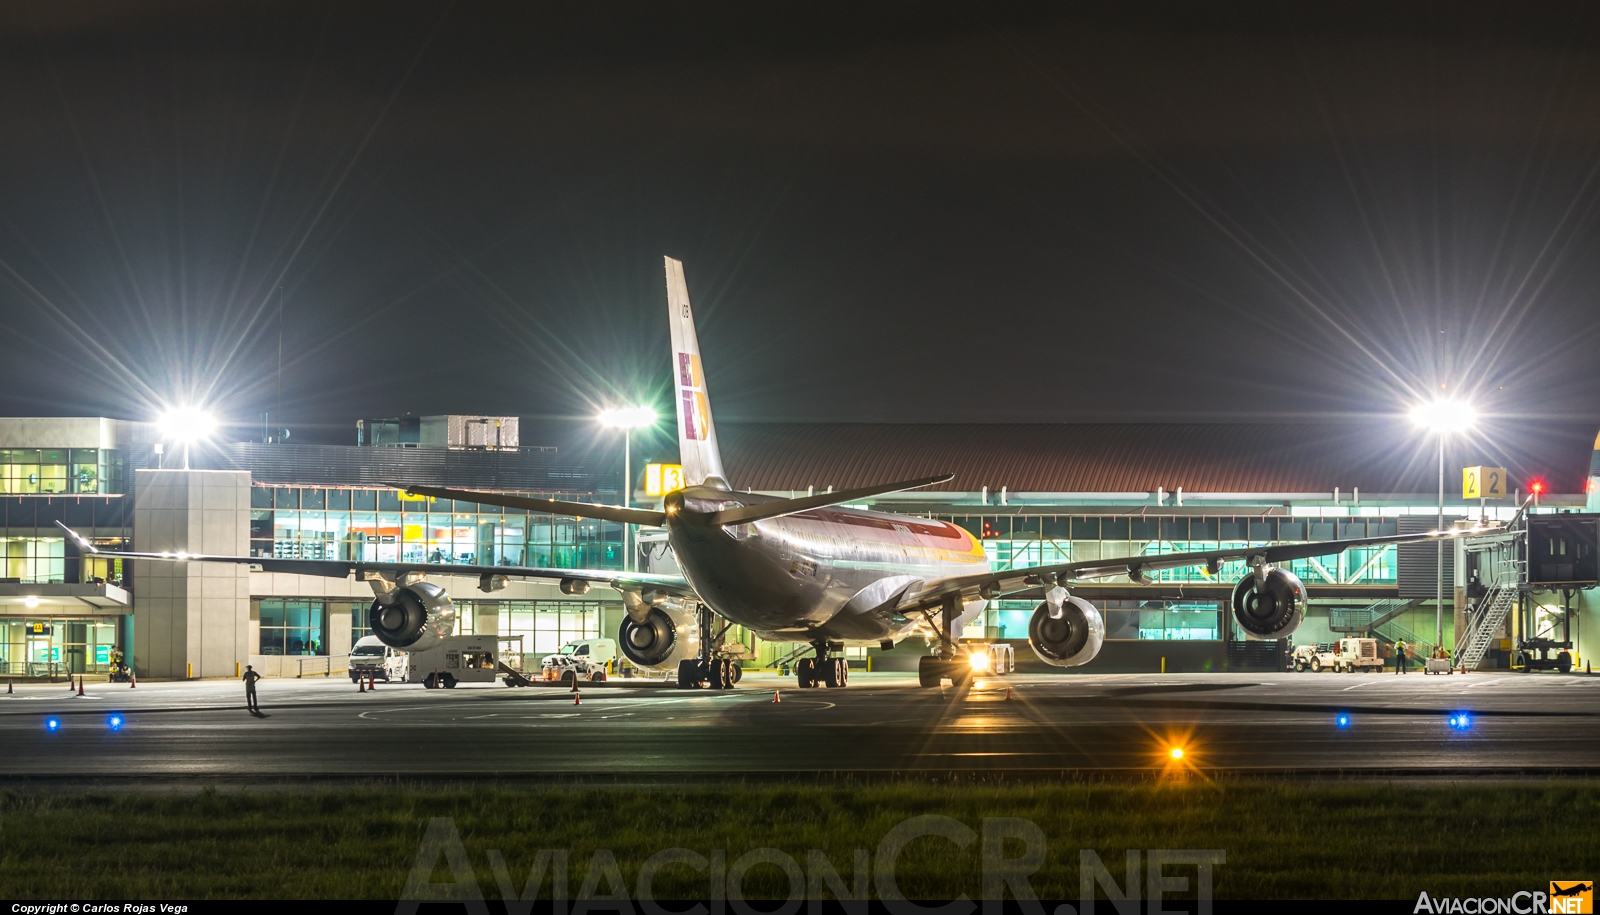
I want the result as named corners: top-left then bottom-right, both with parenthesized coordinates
top-left (1, 1), bottom-right (1598, 463)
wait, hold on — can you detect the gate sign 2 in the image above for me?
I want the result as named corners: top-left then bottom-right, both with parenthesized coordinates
top-left (1463, 466), bottom-right (1507, 499)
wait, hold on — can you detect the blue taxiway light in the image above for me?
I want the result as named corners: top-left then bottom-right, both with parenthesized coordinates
top-left (1336, 714), bottom-right (1351, 729)
top-left (45, 717), bottom-right (60, 732)
top-left (107, 714), bottom-right (124, 731)
top-left (1448, 713), bottom-right (1473, 730)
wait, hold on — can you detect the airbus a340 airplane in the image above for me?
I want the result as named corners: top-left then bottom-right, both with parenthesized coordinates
top-left (60, 257), bottom-right (1485, 690)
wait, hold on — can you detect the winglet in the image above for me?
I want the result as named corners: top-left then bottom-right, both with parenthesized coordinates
top-left (54, 520), bottom-right (99, 554)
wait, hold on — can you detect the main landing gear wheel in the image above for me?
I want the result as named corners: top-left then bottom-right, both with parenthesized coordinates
top-left (822, 657), bottom-right (848, 688)
top-left (796, 657), bottom-right (817, 689)
top-left (708, 658), bottom-right (736, 690)
top-left (918, 656), bottom-right (970, 688)
top-left (676, 658), bottom-right (705, 689)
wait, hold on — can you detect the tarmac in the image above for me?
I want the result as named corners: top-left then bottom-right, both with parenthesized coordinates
top-left (3, 669), bottom-right (1598, 784)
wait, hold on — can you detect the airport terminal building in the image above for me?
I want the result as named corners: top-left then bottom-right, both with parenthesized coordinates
top-left (1, 415), bottom-right (1596, 678)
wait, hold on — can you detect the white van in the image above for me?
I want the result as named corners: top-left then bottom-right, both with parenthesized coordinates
top-left (348, 635), bottom-right (406, 682)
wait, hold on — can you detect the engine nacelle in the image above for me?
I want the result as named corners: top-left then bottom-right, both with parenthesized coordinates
top-left (1027, 595), bottom-right (1105, 667)
top-left (369, 581), bottom-right (456, 652)
top-left (618, 604), bottom-right (700, 672)
top-left (1231, 567), bottom-right (1306, 639)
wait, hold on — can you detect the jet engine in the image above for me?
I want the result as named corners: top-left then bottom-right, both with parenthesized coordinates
top-left (618, 604), bottom-right (700, 671)
top-left (1230, 567), bottom-right (1306, 639)
top-left (369, 580), bottom-right (456, 652)
top-left (1027, 595), bottom-right (1105, 667)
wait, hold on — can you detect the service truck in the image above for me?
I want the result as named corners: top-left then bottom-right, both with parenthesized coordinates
top-left (541, 638), bottom-right (617, 684)
top-left (403, 634), bottom-right (501, 689)
top-left (1302, 638), bottom-right (1384, 672)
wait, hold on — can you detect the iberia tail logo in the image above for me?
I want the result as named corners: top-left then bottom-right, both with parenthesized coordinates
top-left (678, 352), bottom-right (709, 440)
top-left (1551, 882), bottom-right (1593, 914)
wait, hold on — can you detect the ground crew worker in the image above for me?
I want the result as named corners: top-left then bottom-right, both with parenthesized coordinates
top-left (243, 664), bottom-right (262, 711)
top-left (1394, 641), bottom-right (1408, 675)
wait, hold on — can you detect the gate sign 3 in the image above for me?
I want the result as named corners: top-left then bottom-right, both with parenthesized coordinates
top-left (1463, 466), bottom-right (1507, 499)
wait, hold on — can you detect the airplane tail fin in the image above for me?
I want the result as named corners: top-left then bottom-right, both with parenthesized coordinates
top-left (665, 257), bottom-right (729, 489)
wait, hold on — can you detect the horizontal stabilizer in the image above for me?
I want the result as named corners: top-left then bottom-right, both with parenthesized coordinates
top-left (708, 474), bottom-right (954, 526)
top-left (392, 484), bottom-right (668, 527)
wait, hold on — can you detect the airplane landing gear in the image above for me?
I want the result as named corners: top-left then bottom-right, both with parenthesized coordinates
top-left (919, 593), bottom-right (972, 688)
top-left (676, 604), bottom-right (745, 689)
top-left (799, 640), bottom-right (848, 688)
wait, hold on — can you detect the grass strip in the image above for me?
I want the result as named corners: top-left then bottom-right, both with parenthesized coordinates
top-left (0, 780), bottom-right (1595, 899)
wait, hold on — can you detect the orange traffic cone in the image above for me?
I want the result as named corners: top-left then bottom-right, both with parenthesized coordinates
top-left (368, 674), bottom-right (376, 691)
top-left (573, 689), bottom-right (581, 706)
top-left (6, 679), bottom-right (11, 694)
top-left (77, 677), bottom-right (85, 697)
top-left (773, 689), bottom-right (781, 703)
top-left (358, 677), bottom-right (366, 693)
top-left (1004, 687), bottom-right (1012, 701)
top-left (68, 676), bottom-right (74, 692)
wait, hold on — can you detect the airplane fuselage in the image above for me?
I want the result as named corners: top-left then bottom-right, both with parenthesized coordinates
top-left (666, 488), bottom-right (990, 644)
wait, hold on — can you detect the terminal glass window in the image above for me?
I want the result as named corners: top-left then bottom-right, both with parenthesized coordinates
top-left (497, 600), bottom-right (606, 662)
top-left (0, 449), bottom-right (122, 494)
top-left (258, 598), bottom-right (327, 656)
top-left (952, 514), bottom-right (1399, 588)
top-left (2, 537), bottom-right (65, 583)
top-left (250, 487), bottom-right (624, 570)
top-left (0, 618), bottom-right (119, 676)
top-left (990, 600), bottom-right (1221, 641)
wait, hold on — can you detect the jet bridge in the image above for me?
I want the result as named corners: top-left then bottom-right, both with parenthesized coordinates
top-left (1459, 512), bottom-right (1598, 671)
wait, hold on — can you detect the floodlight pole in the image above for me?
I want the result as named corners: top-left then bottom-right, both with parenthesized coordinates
top-left (623, 427), bottom-right (633, 573)
top-left (1436, 433), bottom-right (1444, 651)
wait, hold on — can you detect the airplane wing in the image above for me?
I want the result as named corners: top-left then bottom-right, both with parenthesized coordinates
top-left (54, 521), bottom-right (697, 598)
top-left (894, 524), bottom-right (1492, 616)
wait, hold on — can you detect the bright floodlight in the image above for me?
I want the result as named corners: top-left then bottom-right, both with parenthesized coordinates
top-left (1409, 399), bottom-right (1475, 434)
top-left (156, 406), bottom-right (218, 443)
top-left (598, 406), bottom-right (656, 429)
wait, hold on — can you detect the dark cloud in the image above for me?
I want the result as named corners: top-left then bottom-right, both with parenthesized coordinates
top-left (0, 0), bottom-right (1597, 451)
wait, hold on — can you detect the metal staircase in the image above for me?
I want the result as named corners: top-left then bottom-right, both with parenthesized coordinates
top-left (1373, 617), bottom-right (1436, 661)
top-left (1453, 553), bottom-right (1523, 671)
top-left (1329, 598), bottom-right (1422, 633)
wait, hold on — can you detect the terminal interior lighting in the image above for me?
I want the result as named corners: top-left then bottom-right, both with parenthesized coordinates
top-left (23, 595), bottom-right (39, 609)
top-left (598, 406), bottom-right (657, 429)
top-left (1409, 399), bottom-right (1476, 434)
